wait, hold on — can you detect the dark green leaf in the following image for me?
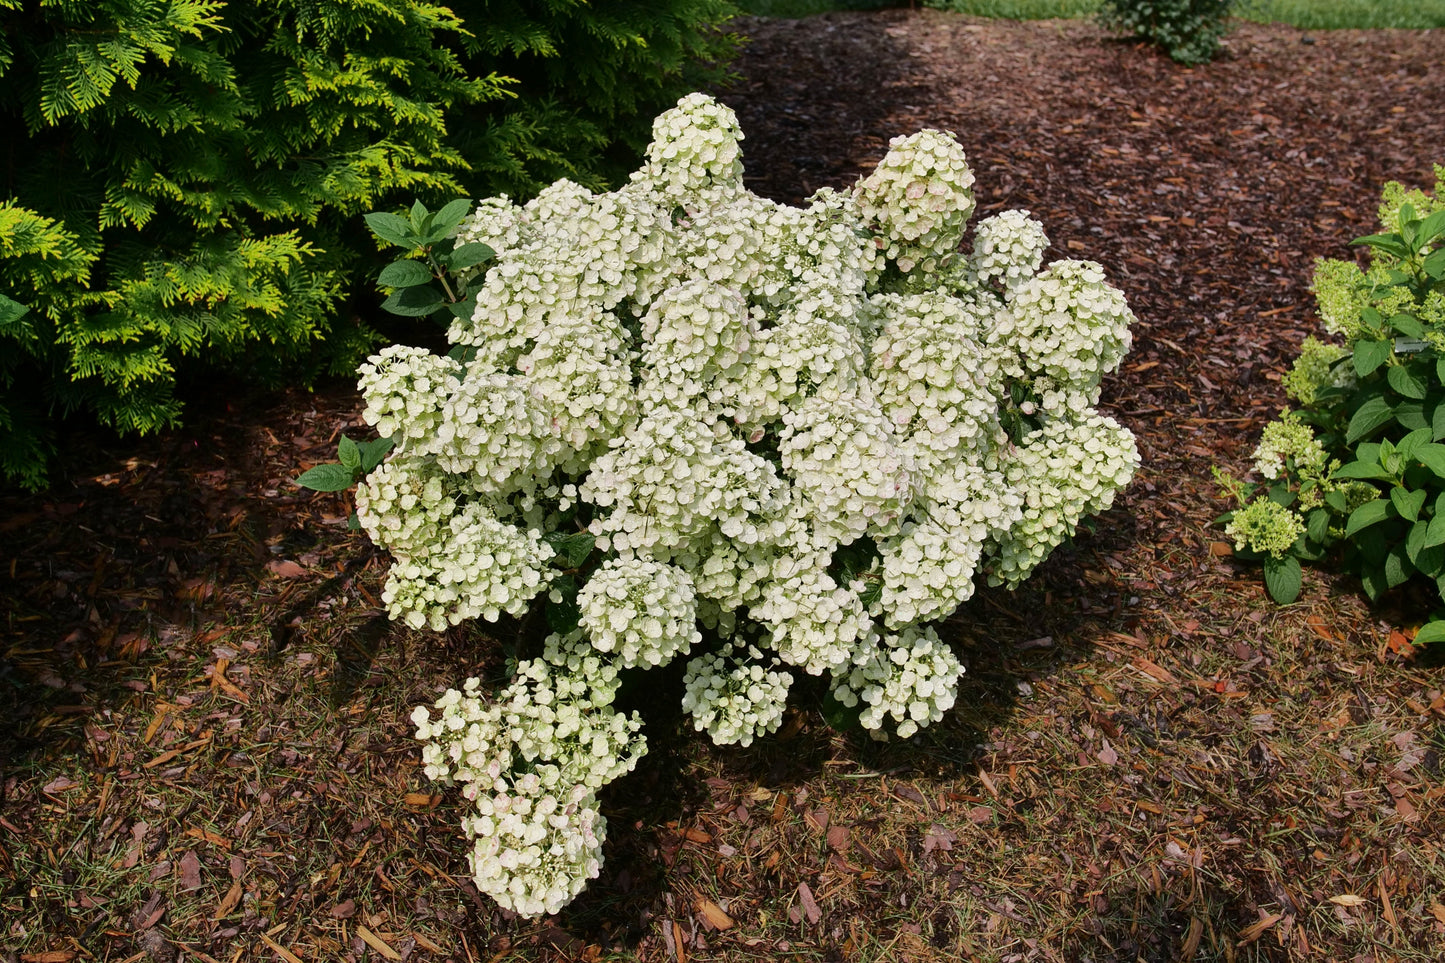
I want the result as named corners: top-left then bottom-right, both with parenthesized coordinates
top-left (1346, 396), bottom-right (1395, 444)
top-left (1417, 209), bottom-right (1445, 245)
top-left (546, 574), bottom-right (582, 634)
top-left (1426, 512), bottom-right (1445, 549)
top-left (432, 199), bottom-right (473, 235)
top-left (544, 531), bottom-right (596, 569)
top-left (1416, 443), bottom-right (1445, 479)
top-left (0, 293), bottom-right (30, 327)
top-left (1415, 544), bottom-right (1445, 579)
top-left (1325, 489), bottom-right (1350, 513)
top-left (295, 463), bottom-right (355, 492)
top-left (1333, 460), bottom-right (1393, 481)
top-left (448, 242), bottom-right (495, 271)
top-left (1388, 364), bottom-right (1429, 400)
top-left (1351, 233), bottom-right (1410, 259)
top-left (1393, 487), bottom-right (1427, 522)
top-left (819, 686), bottom-right (863, 732)
top-left (377, 260), bottom-right (434, 287)
top-left (1424, 247), bottom-right (1445, 280)
top-left (364, 212), bottom-right (415, 249)
top-left (1390, 313), bottom-right (1427, 340)
top-left (1306, 508), bottom-right (1331, 545)
top-left (1266, 485), bottom-right (1295, 508)
top-left (409, 199), bottom-right (430, 232)
top-left (1398, 427), bottom-right (1433, 462)
top-left (1385, 546), bottom-right (1413, 589)
top-left (1396, 401), bottom-right (1427, 431)
top-left (1413, 621), bottom-right (1445, 645)
top-left (1361, 564), bottom-right (1387, 601)
top-left (1345, 498), bottom-right (1393, 537)
top-left (347, 512), bottom-right (361, 531)
top-left (1262, 555), bottom-right (1302, 605)
top-left (1352, 340), bottom-right (1392, 377)
top-left (448, 295), bottom-right (478, 319)
top-left (381, 286), bottom-right (445, 317)
top-left (1407, 520), bottom-right (1430, 564)
top-left (357, 437), bottom-right (395, 474)
top-left (338, 435), bottom-right (361, 471)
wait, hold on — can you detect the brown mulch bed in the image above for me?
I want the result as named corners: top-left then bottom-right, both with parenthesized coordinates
top-left (3, 10), bottom-right (1445, 963)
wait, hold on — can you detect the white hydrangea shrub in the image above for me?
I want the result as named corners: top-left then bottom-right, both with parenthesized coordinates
top-left (361, 94), bottom-right (1137, 916)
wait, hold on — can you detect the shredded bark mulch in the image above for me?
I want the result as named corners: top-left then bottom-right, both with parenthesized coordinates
top-left (3, 11), bottom-right (1445, 963)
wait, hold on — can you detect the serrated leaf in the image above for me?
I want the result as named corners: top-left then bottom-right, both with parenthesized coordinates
top-left (1307, 508), bottom-right (1331, 545)
top-left (1407, 520), bottom-right (1430, 564)
top-left (1263, 555), bottom-right (1302, 605)
top-left (295, 463), bottom-right (355, 492)
top-left (432, 199), bottom-right (473, 235)
top-left (1361, 563), bottom-right (1387, 600)
top-left (1395, 401), bottom-right (1427, 431)
top-left (1346, 396), bottom-right (1395, 444)
top-left (1353, 340), bottom-right (1393, 377)
top-left (1388, 364), bottom-right (1429, 400)
top-left (381, 286), bottom-right (445, 317)
top-left (449, 242), bottom-right (495, 270)
top-left (1352, 233), bottom-right (1410, 259)
top-left (377, 260), bottom-right (433, 287)
top-left (357, 436), bottom-right (394, 474)
top-left (1413, 621), bottom-right (1445, 645)
top-left (1418, 209), bottom-right (1445, 244)
top-left (1385, 546), bottom-right (1412, 588)
top-left (338, 435), bottom-right (361, 471)
top-left (0, 292), bottom-right (30, 327)
top-left (1333, 460), bottom-right (1392, 481)
top-left (1416, 443), bottom-right (1445, 478)
top-left (1424, 247), bottom-right (1445, 280)
top-left (1426, 512), bottom-right (1445, 549)
top-left (1391, 486), bottom-right (1426, 522)
top-left (1390, 313), bottom-right (1427, 339)
top-left (1414, 544), bottom-right (1445, 579)
top-left (364, 212), bottom-right (415, 249)
top-left (1345, 498), bottom-right (1393, 537)
top-left (544, 531), bottom-right (595, 569)
top-left (409, 199), bottom-right (430, 232)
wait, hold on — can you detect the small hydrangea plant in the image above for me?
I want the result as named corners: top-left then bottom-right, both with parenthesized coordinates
top-left (360, 93), bottom-right (1138, 915)
top-left (1217, 166), bottom-right (1445, 617)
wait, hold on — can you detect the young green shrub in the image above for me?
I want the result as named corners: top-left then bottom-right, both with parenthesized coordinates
top-left (1098, 0), bottom-right (1236, 65)
top-left (0, 0), bottom-right (740, 491)
top-left (1217, 166), bottom-right (1445, 640)
top-left (334, 94), bottom-right (1140, 916)
top-left (451, 0), bottom-right (741, 198)
top-left (0, 0), bottom-right (505, 489)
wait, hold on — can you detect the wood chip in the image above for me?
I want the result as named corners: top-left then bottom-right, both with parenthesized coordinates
top-left (1236, 912), bottom-right (1282, 945)
top-left (258, 932), bottom-right (305, 963)
top-left (178, 850), bottom-right (202, 891)
top-left (357, 925), bottom-right (402, 961)
top-left (694, 897), bottom-right (734, 931)
top-left (796, 882), bottom-right (822, 924)
top-left (212, 879), bottom-right (242, 920)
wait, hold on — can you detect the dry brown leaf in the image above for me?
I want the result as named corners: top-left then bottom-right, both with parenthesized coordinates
top-left (403, 792), bottom-right (441, 807)
top-left (1179, 917), bottom-right (1203, 960)
top-left (266, 559), bottom-right (307, 578)
top-left (1429, 903), bottom-right (1445, 924)
top-left (20, 952), bottom-right (77, 962)
top-left (212, 879), bottom-right (242, 920)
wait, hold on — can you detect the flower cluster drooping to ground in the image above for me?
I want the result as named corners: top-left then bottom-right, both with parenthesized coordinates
top-left (359, 93), bottom-right (1138, 914)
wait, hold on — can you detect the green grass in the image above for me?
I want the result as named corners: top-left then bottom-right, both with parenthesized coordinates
top-left (736, 0), bottom-right (1445, 25)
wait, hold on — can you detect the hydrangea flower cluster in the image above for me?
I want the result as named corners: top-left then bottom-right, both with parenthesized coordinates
top-left (411, 641), bottom-right (645, 916)
top-left (376, 94), bottom-right (1136, 915)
